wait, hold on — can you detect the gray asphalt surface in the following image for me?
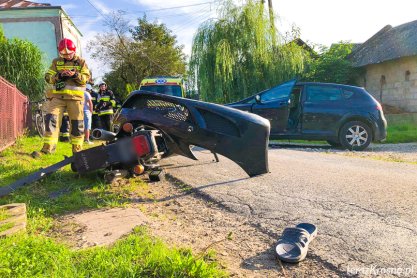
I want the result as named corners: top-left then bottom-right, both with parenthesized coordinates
top-left (162, 147), bottom-right (417, 276)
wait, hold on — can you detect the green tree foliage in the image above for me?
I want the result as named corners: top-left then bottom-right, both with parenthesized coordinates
top-left (0, 25), bottom-right (44, 100)
top-left (302, 42), bottom-right (361, 85)
top-left (189, 0), bottom-right (308, 103)
top-left (88, 14), bottom-right (186, 101)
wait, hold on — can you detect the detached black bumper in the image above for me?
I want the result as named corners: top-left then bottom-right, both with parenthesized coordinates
top-left (114, 91), bottom-right (271, 176)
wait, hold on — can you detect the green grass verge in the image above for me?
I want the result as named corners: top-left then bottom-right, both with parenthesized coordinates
top-left (0, 226), bottom-right (226, 278)
top-left (270, 121), bottom-right (417, 145)
top-left (0, 209), bottom-right (9, 221)
top-left (0, 222), bottom-right (14, 233)
top-left (0, 136), bottom-right (228, 277)
top-left (0, 136), bottom-right (149, 233)
top-left (383, 123), bottom-right (417, 144)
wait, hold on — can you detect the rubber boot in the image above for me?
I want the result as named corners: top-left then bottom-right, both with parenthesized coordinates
top-left (31, 143), bottom-right (56, 158)
top-left (59, 135), bottom-right (70, 142)
top-left (72, 144), bottom-right (82, 153)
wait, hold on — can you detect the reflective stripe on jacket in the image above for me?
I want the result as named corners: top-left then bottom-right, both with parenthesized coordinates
top-left (44, 56), bottom-right (90, 101)
top-left (96, 90), bottom-right (116, 115)
top-left (98, 109), bottom-right (114, 116)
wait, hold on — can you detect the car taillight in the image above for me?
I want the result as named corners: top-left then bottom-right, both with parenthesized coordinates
top-left (132, 135), bottom-right (151, 157)
top-left (376, 102), bottom-right (382, 111)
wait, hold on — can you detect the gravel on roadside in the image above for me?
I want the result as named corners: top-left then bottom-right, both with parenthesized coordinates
top-left (270, 143), bottom-right (417, 164)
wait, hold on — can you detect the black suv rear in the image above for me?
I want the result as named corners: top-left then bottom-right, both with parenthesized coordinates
top-left (227, 80), bottom-right (387, 151)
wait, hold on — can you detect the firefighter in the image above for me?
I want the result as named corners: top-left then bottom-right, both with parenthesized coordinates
top-left (96, 82), bottom-right (116, 131)
top-left (32, 38), bottom-right (90, 156)
top-left (88, 84), bottom-right (101, 131)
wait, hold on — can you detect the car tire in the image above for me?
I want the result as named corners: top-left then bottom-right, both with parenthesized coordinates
top-left (338, 121), bottom-right (372, 151)
top-left (326, 140), bottom-right (342, 148)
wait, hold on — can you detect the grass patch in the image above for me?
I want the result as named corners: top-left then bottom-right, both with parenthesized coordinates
top-left (0, 222), bottom-right (14, 233)
top-left (0, 226), bottom-right (226, 277)
top-left (383, 122), bottom-right (417, 143)
top-left (0, 136), bottom-right (228, 277)
top-left (0, 209), bottom-right (9, 221)
top-left (270, 120), bottom-right (417, 145)
top-left (0, 136), bottom-right (150, 233)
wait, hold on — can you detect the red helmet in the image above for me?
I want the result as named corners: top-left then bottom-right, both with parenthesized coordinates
top-left (58, 38), bottom-right (76, 55)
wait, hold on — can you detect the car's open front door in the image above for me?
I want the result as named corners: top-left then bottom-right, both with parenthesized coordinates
top-left (251, 80), bottom-right (297, 134)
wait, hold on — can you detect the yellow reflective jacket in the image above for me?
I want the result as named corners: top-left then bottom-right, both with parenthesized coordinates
top-left (45, 56), bottom-right (90, 101)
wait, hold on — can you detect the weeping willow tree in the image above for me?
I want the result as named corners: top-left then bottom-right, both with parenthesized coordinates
top-left (189, 0), bottom-right (308, 103)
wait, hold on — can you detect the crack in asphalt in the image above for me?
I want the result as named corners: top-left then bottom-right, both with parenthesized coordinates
top-left (339, 201), bottom-right (386, 218)
top-left (235, 191), bottom-right (417, 236)
top-left (164, 172), bottom-right (350, 277)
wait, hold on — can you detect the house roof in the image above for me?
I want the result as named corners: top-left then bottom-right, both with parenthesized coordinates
top-left (287, 38), bottom-right (318, 58)
top-left (0, 0), bottom-right (50, 9)
top-left (349, 20), bottom-right (417, 67)
top-left (0, 0), bottom-right (82, 37)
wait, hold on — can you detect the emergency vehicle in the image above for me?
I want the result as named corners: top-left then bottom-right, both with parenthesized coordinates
top-left (139, 76), bottom-right (186, 98)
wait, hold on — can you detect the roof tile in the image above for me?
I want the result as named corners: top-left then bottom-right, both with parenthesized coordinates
top-left (349, 20), bottom-right (417, 67)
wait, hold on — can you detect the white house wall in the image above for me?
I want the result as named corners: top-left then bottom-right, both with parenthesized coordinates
top-left (360, 56), bottom-right (417, 112)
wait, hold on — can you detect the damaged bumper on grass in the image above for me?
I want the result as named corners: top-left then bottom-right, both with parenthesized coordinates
top-left (2, 92), bottom-right (270, 196)
top-left (113, 91), bottom-right (270, 177)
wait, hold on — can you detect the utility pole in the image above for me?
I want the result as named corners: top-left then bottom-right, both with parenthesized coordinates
top-left (260, 0), bottom-right (275, 24)
top-left (263, 0), bottom-right (276, 45)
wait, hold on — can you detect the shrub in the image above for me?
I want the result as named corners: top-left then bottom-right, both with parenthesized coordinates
top-left (0, 25), bottom-right (45, 100)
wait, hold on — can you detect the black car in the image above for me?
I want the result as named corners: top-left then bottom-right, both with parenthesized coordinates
top-left (227, 80), bottom-right (387, 151)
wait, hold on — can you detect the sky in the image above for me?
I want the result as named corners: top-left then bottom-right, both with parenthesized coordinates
top-left (33, 0), bottom-right (417, 81)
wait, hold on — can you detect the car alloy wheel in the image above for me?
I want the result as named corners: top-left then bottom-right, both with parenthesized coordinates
top-left (345, 125), bottom-right (368, 147)
top-left (339, 121), bottom-right (372, 151)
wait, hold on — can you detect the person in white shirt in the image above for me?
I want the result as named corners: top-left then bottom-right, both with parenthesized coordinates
top-left (84, 85), bottom-right (94, 144)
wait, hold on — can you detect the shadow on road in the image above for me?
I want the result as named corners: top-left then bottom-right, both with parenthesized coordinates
top-left (241, 245), bottom-right (353, 277)
top-left (240, 245), bottom-right (282, 272)
top-left (128, 175), bottom-right (250, 204)
top-left (160, 161), bottom-right (218, 170)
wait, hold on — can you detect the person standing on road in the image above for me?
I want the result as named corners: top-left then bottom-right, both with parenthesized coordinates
top-left (96, 82), bottom-right (116, 131)
top-left (33, 38), bottom-right (90, 156)
top-left (84, 85), bottom-right (94, 144)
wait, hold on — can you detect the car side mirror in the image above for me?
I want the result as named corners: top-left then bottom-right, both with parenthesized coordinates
top-left (255, 95), bottom-right (261, 103)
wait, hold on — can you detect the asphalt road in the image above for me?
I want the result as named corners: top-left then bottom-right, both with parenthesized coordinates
top-left (162, 146), bottom-right (417, 276)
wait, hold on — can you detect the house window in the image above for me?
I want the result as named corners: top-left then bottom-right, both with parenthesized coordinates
top-left (405, 70), bottom-right (411, 81)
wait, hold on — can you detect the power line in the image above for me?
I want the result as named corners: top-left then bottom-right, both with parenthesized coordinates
top-left (121, 1), bottom-right (218, 14)
top-left (169, 5), bottom-right (214, 33)
top-left (84, 0), bottom-right (105, 17)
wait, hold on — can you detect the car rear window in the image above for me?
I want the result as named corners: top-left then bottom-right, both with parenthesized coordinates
top-left (306, 86), bottom-right (342, 102)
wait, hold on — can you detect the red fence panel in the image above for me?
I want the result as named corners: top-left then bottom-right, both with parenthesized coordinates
top-left (0, 76), bottom-right (29, 152)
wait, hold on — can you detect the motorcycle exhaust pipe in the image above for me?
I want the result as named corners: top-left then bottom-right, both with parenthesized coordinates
top-left (92, 129), bottom-right (117, 141)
